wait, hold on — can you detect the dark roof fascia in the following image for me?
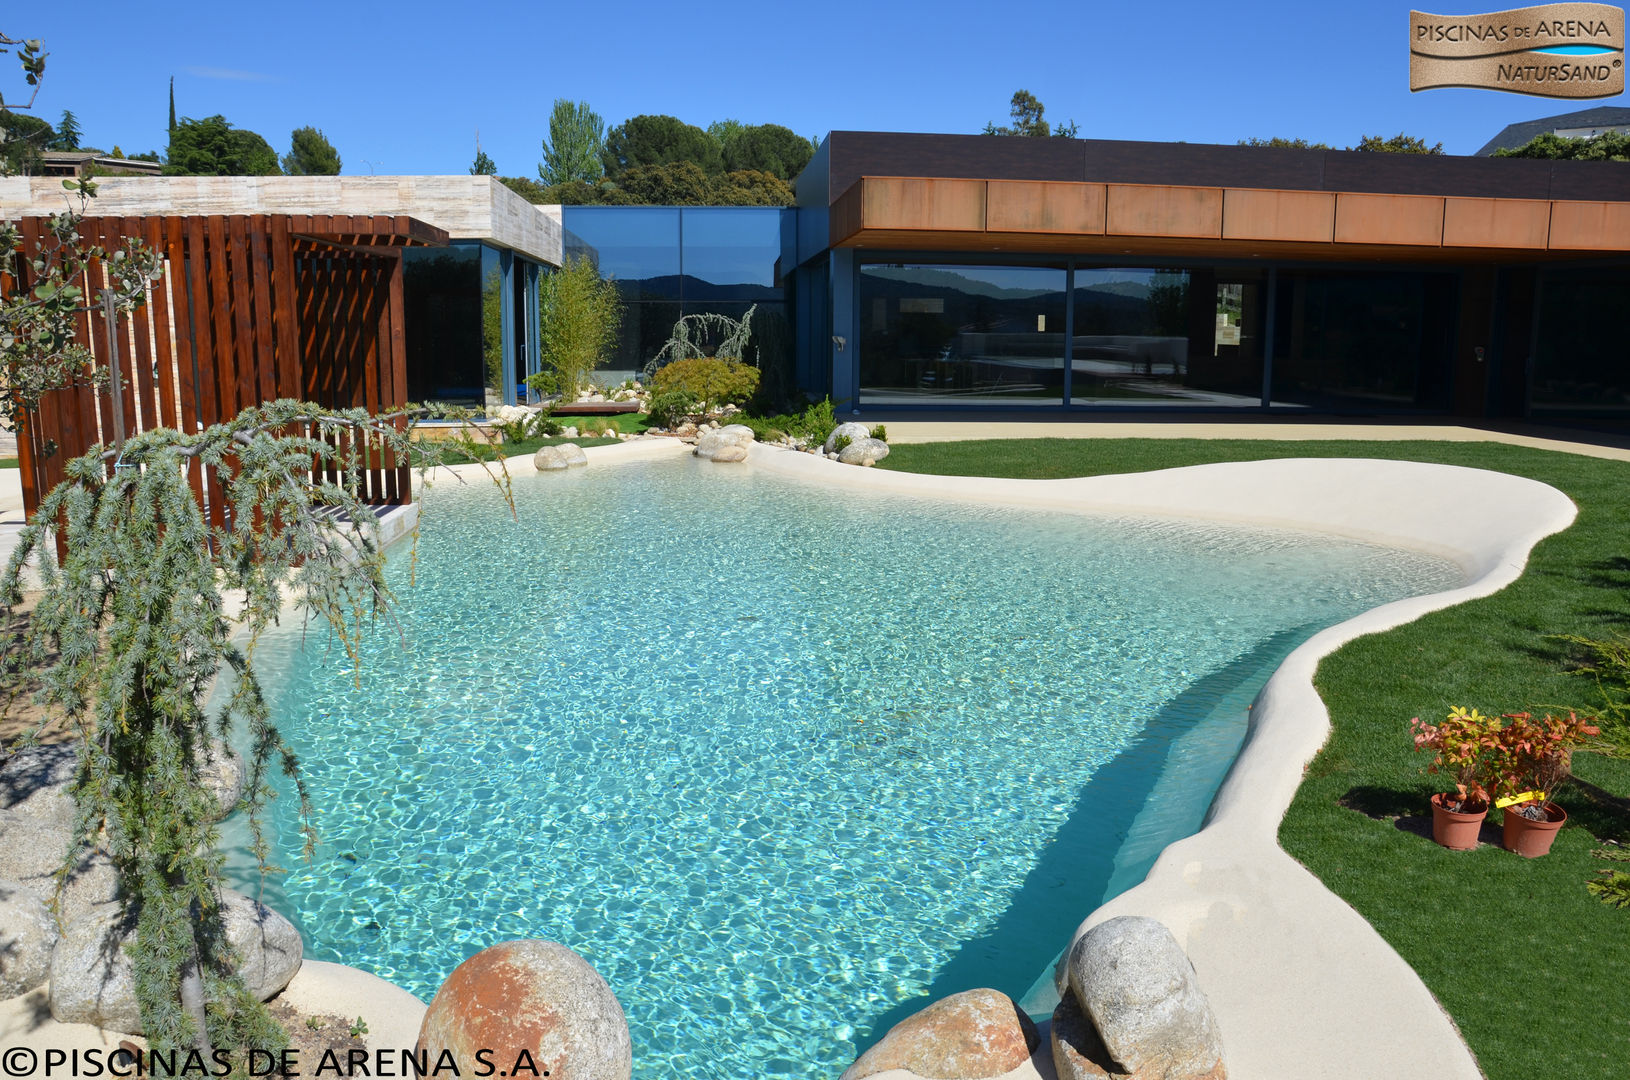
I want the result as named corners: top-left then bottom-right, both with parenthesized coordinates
top-left (823, 130), bottom-right (1630, 204)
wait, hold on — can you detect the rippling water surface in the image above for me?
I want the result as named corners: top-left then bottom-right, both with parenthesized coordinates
top-left (230, 455), bottom-right (1459, 1078)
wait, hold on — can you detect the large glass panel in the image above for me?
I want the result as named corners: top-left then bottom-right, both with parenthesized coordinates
top-left (608, 301), bottom-right (682, 382)
top-left (859, 264), bottom-right (1066, 406)
top-left (1270, 270), bottom-right (1454, 411)
top-left (679, 208), bottom-right (786, 301)
top-left (561, 207), bottom-right (682, 301)
top-left (1530, 266), bottom-right (1630, 415)
top-left (402, 244), bottom-right (483, 409)
top-left (480, 245), bottom-right (506, 410)
top-left (1070, 268), bottom-right (1197, 405)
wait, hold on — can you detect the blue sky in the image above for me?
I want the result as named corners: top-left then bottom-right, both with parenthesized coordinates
top-left (19, 0), bottom-right (1625, 174)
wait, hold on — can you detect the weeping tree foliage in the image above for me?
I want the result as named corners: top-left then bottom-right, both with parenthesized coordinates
top-left (1, 91), bottom-right (511, 1053)
top-left (644, 303), bottom-right (756, 379)
top-left (0, 403), bottom-right (509, 1060)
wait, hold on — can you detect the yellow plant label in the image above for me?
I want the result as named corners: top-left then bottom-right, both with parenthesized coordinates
top-left (1496, 790), bottom-right (1546, 808)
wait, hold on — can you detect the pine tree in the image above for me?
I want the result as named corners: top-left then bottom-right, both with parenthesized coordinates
top-left (470, 133), bottom-right (496, 175)
top-left (52, 107), bottom-right (81, 150)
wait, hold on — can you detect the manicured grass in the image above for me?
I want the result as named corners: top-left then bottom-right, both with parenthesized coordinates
top-left (883, 438), bottom-right (1630, 1080)
top-left (0, 457), bottom-right (16, 469)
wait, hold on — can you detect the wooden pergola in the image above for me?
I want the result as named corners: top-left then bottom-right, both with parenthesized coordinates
top-left (13, 213), bottom-right (448, 523)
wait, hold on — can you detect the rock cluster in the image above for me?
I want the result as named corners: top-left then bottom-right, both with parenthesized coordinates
top-left (841, 988), bottom-right (1038, 1080)
top-left (822, 422), bottom-right (890, 467)
top-left (418, 940), bottom-right (631, 1080)
top-left (694, 424), bottom-right (755, 463)
top-left (533, 442), bottom-right (588, 471)
top-left (0, 742), bottom-right (301, 1035)
top-left (1052, 917), bottom-right (1226, 1080)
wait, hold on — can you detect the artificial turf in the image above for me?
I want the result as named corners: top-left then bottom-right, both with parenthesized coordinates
top-left (881, 437), bottom-right (1630, 1080)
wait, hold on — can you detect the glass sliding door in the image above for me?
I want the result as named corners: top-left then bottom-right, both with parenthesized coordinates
top-left (859, 263), bottom-right (1067, 406)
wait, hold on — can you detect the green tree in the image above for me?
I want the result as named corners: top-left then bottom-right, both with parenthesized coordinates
top-left (0, 108), bottom-right (52, 173)
top-left (164, 115), bottom-right (280, 176)
top-left (281, 125), bottom-right (341, 175)
top-left (50, 106), bottom-right (80, 149)
top-left (539, 99), bottom-right (605, 185)
top-left (716, 168), bottom-right (795, 206)
top-left (470, 142), bottom-right (497, 175)
top-left (1352, 132), bottom-right (1444, 155)
top-left (601, 114), bottom-right (722, 179)
top-left (536, 254), bottom-right (622, 397)
top-left (1238, 136), bottom-right (1334, 149)
top-left (722, 123), bottom-right (814, 180)
top-left (707, 118), bottom-right (746, 160)
top-left (984, 90), bottom-right (1078, 138)
top-left (168, 75), bottom-right (175, 134)
top-left (1495, 130), bottom-right (1630, 160)
top-left (616, 160), bottom-right (717, 204)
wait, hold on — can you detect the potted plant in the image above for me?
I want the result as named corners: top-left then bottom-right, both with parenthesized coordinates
top-left (1411, 706), bottom-right (1499, 850)
top-left (1489, 711), bottom-right (1601, 857)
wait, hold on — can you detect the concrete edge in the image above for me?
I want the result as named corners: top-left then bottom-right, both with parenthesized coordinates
top-left (749, 444), bottom-right (1575, 1080)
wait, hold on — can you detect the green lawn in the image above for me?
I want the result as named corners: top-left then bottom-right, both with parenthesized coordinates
top-left (882, 438), bottom-right (1630, 1080)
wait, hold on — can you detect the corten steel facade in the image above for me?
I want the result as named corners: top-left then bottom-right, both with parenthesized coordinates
top-left (7, 213), bottom-right (448, 520)
top-left (788, 132), bottom-right (1630, 418)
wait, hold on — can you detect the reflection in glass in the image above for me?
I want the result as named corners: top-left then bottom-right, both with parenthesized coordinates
top-left (859, 264), bottom-right (1066, 405)
top-left (680, 208), bottom-right (786, 299)
top-left (561, 208), bottom-right (682, 301)
top-left (481, 246), bottom-right (505, 410)
top-left (1070, 268), bottom-right (1196, 404)
top-left (1271, 271), bottom-right (1453, 410)
top-left (402, 244), bottom-right (483, 409)
top-left (1530, 267), bottom-right (1630, 415)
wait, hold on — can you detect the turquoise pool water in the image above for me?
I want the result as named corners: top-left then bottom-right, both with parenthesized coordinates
top-left (231, 455), bottom-right (1459, 1078)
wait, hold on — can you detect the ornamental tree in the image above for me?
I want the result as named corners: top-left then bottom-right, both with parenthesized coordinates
top-left (281, 125), bottom-right (341, 176)
top-left (535, 253), bottom-right (622, 397)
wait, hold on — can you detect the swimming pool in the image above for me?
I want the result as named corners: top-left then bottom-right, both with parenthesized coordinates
top-left (230, 454), bottom-right (1460, 1078)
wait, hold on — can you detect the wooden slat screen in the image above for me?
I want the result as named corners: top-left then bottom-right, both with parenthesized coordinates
top-left (13, 213), bottom-right (443, 524)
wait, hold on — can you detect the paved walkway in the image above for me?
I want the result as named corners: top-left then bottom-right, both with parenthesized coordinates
top-left (871, 416), bottom-right (1630, 460)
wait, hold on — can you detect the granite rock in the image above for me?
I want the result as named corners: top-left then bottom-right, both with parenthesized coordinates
top-left (417, 940), bottom-right (631, 1080)
top-left (837, 438), bottom-right (890, 467)
top-left (0, 878), bottom-right (59, 998)
top-left (822, 422), bottom-right (872, 455)
top-left (840, 988), bottom-right (1038, 1080)
top-left (49, 889), bottom-right (302, 1032)
top-left (1067, 916), bottom-right (1226, 1080)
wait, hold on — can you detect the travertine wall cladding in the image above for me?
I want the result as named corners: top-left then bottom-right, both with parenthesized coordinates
top-left (0, 175), bottom-right (563, 265)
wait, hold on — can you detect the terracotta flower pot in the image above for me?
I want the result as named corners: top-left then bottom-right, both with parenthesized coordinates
top-left (1502, 801), bottom-right (1567, 858)
top-left (1430, 793), bottom-right (1488, 850)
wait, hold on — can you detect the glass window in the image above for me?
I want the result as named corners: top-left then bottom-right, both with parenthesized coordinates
top-left (859, 264), bottom-right (1066, 406)
top-left (402, 244), bottom-right (483, 409)
top-left (561, 207), bottom-right (682, 301)
top-left (680, 208), bottom-right (786, 300)
top-left (1270, 270), bottom-right (1454, 411)
top-left (1530, 267), bottom-right (1630, 415)
top-left (1069, 268), bottom-right (1266, 407)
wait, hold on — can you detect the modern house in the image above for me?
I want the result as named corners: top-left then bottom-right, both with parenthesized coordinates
top-left (4, 132), bottom-right (1630, 511)
top-left (1476, 105), bottom-right (1630, 154)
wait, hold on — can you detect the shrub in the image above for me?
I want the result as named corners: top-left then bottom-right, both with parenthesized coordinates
top-left (870, 424), bottom-right (888, 442)
top-left (539, 254), bottom-right (622, 399)
top-left (647, 390), bottom-right (701, 429)
top-left (831, 434), bottom-right (852, 454)
top-left (650, 356), bottom-right (760, 408)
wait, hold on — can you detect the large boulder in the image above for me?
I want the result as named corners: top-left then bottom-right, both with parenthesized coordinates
top-left (1050, 989), bottom-right (1115, 1080)
top-left (534, 443), bottom-right (588, 472)
top-left (417, 940), bottom-right (630, 1080)
top-left (695, 424), bottom-right (754, 462)
top-left (838, 438), bottom-right (890, 467)
top-left (840, 988), bottom-right (1038, 1080)
top-left (1066, 917), bottom-right (1225, 1080)
top-left (0, 811), bottom-right (120, 921)
top-left (0, 743), bottom-right (78, 827)
top-left (48, 888), bottom-right (302, 1032)
top-left (0, 878), bottom-right (59, 998)
top-left (199, 743), bottom-right (246, 820)
top-left (822, 422), bottom-right (872, 455)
